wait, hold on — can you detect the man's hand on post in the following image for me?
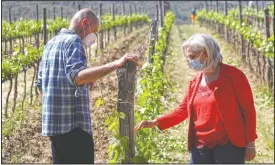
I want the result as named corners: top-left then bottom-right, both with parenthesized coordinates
top-left (113, 53), bottom-right (139, 69)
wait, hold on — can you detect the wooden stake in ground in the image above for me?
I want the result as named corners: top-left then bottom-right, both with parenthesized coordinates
top-left (117, 61), bottom-right (136, 163)
top-left (112, 4), bottom-right (117, 41)
top-left (61, 6), bottom-right (63, 19)
top-left (99, 3), bottom-right (104, 50)
top-left (264, 8), bottom-right (273, 92)
top-left (9, 7), bottom-right (13, 54)
top-left (148, 19), bottom-right (158, 63)
top-left (255, 1), bottom-right (259, 27)
top-left (122, 3), bottom-right (126, 36)
top-left (35, 8), bottom-right (47, 96)
top-left (43, 8), bottom-right (47, 46)
top-left (224, 1), bottom-right (228, 41)
top-left (78, 4), bottom-right (81, 11)
top-left (159, 1), bottom-right (164, 27)
top-left (36, 4), bottom-right (40, 48)
top-left (238, 1), bottom-right (245, 62)
top-left (129, 5), bottom-right (133, 32)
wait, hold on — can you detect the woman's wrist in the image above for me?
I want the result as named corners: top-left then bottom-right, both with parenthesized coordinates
top-left (152, 119), bottom-right (159, 127)
top-left (246, 141), bottom-right (255, 147)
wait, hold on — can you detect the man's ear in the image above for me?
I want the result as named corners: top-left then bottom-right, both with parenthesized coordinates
top-left (81, 18), bottom-right (88, 27)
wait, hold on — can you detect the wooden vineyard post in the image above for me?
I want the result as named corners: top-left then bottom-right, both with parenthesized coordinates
top-left (163, 1), bottom-right (169, 16)
top-left (35, 8), bottom-right (47, 96)
top-left (43, 8), bottom-right (48, 45)
top-left (210, 1), bottom-right (213, 28)
top-left (117, 61), bottom-right (136, 163)
top-left (264, 8), bottom-right (270, 40)
top-left (138, 7), bottom-right (141, 27)
top-left (216, 1), bottom-right (219, 33)
top-left (107, 6), bottom-right (111, 44)
top-left (159, 1), bottom-right (164, 27)
top-left (78, 4), bottom-right (81, 11)
top-left (30, 3), bottom-right (39, 103)
top-left (53, 7), bottom-right (56, 20)
top-left (9, 7), bottom-right (12, 54)
top-left (205, 1), bottom-right (208, 25)
top-left (224, 1), bottom-right (228, 41)
top-left (36, 4), bottom-right (40, 48)
top-left (256, 1), bottom-right (260, 28)
top-left (156, 4), bottom-right (159, 21)
top-left (148, 19), bottom-right (158, 63)
top-left (53, 7), bottom-right (58, 35)
top-left (274, 7), bottom-right (275, 35)
top-left (112, 4), bottom-right (117, 41)
top-left (130, 5), bottom-right (133, 32)
top-left (155, 4), bottom-right (159, 41)
top-left (264, 8), bottom-right (273, 92)
top-left (61, 7), bottom-right (63, 19)
top-left (134, 5), bottom-right (137, 29)
top-left (122, 3), bottom-right (126, 36)
top-left (238, 1), bottom-right (245, 62)
top-left (99, 3), bottom-right (103, 50)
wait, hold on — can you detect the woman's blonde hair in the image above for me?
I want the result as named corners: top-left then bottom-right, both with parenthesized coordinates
top-left (181, 33), bottom-right (223, 72)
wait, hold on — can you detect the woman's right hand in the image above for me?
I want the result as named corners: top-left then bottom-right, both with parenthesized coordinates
top-left (134, 119), bottom-right (159, 132)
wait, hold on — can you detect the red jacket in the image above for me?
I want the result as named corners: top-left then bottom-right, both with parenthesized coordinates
top-left (157, 63), bottom-right (257, 151)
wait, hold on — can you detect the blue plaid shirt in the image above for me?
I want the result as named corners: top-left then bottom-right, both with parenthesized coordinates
top-left (36, 28), bottom-right (92, 136)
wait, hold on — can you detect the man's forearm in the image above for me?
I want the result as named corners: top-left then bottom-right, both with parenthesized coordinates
top-left (75, 61), bottom-right (117, 86)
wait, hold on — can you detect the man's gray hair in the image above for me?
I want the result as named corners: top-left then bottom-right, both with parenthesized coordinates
top-left (181, 33), bottom-right (223, 72)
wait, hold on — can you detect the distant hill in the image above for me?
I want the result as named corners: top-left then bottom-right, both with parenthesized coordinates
top-left (1, 1), bottom-right (272, 25)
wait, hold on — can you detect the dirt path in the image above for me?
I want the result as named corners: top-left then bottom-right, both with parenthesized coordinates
top-left (154, 24), bottom-right (196, 163)
top-left (1, 26), bottom-right (149, 164)
top-left (155, 24), bottom-right (273, 163)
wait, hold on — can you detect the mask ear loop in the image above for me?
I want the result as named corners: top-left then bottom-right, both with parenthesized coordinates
top-left (83, 22), bottom-right (92, 56)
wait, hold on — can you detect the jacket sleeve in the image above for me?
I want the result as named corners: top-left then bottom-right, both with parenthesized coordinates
top-left (156, 86), bottom-right (189, 131)
top-left (231, 69), bottom-right (257, 142)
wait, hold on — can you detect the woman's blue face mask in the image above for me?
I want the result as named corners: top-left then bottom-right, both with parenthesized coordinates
top-left (187, 51), bottom-right (206, 71)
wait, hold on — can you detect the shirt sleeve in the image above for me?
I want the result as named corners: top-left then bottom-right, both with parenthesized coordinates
top-left (64, 37), bottom-right (87, 89)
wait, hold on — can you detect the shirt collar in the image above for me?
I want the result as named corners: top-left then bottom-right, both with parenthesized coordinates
top-left (60, 28), bottom-right (77, 35)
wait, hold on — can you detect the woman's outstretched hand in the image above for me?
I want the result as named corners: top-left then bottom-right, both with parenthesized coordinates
top-left (134, 119), bottom-right (159, 132)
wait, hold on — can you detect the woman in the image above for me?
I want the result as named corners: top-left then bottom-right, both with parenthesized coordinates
top-left (134, 34), bottom-right (257, 164)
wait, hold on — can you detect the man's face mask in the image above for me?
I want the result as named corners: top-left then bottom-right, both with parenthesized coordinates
top-left (83, 23), bottom-right (97, 48)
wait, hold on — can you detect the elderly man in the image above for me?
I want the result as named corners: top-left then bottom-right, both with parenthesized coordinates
top-left (35, 8), bottom-right (138, 164)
